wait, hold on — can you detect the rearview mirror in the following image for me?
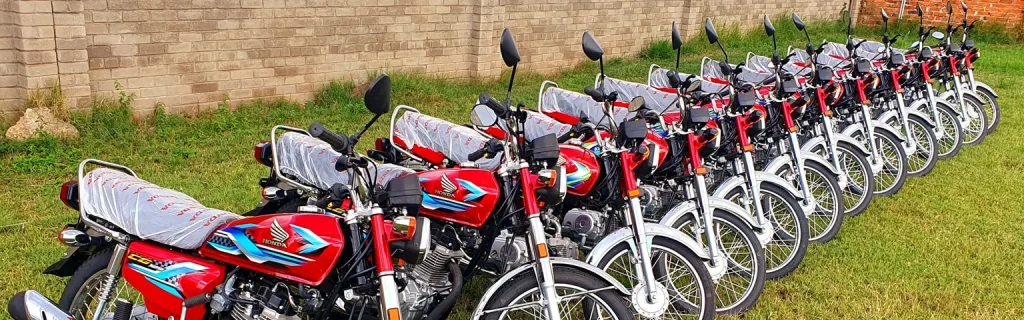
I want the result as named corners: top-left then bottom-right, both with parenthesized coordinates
top-left (628, 96), bottom-right (645, 112)
top-left (671, 22), bottom-right (683, 50)
top-left (364, 74), bottom-right (391, 115)
top-left (470, 105), bottom-right (498, 127)
top-left (932, 31), bottom-right (945, 40)
top-left (910, 41), bottom-right (922, 49)
top-left (763, 15), bottom-right (775, 37)
top-left (500, 28), bottom-right (520, 67)
top-left (582, 32), bottom-right (604, 61)
top-left (916, 3), bottom-right (923, 17)
top-left (947, 1), bottom-right (953, 14)
top-left (960, 0), bottom-right (968, 11)
top-left (792, 13), bottom-right (806, 31)
top-left (704, 18), bottom-right (719, 44)
top-left (881, 9), bottom-right (889, 23)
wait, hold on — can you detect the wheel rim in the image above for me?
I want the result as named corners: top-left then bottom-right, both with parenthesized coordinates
top-left (495, 283), bottom-right (621, 319)
top-left (936, 109), bottom-right (961, 156)
top-left (602, 245), bottom-right (709, 319)
top-left (962, 102), bottom-right (985, 143)
top-left (68, 272), bottom-right (143, 320)
top-left (906, 120), bottom-right (936, 175)
top-left (725, 190), bottom-right (800, 274)
top-left (676, 217), bottom-right (758, 311)
top-left (801, 167), bottom-right (840, 240)
top-left (873, 134), bottom-right (904, 193)
top-left (836, 147), bottom-right (869, 211)
top-left (977, 93), bottom-right (997, 131)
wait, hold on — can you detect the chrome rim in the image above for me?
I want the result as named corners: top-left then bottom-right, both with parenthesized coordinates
top-left (962, 101), bottom-right (985, 144)
top-left (603, 245), bottom-right (709, 319)
top-left (725, 190), bottom-right (800, 274)
top-left (906, 119), bottom-right (936, 175)
top-left (677, 216), bottom-right (759, 311)
top-left (68, 272), bottom-right (142, 320)
top-left (873, 133), bottom-right (904, 193)
top-left (836, 146), bottom-right (870, 212)
top-left (494, 284), bottom-right (621, 319)
top-left (936, 108), bottom-right (962, 156)
top-left (801, 166), bottom-right (840, 241)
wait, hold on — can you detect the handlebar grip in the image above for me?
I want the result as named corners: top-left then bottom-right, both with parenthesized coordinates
top-left (584, 87), bottom-right (605, 102)
top-left (666, 70), bottom-right (682, 88)
top-left (309, 122), bottom-right (350, 153)
top-left (479, 92), bottom-right (508, 118)
top-left (467, 147), bottom-right (490, 161)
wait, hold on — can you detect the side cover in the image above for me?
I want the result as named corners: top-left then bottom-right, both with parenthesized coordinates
top-left (123, 241), bottom-right (225, 320)
top-left (200, 214), bottom-right (345, 286)
top-left (417, 168), bottom-right (500, 228)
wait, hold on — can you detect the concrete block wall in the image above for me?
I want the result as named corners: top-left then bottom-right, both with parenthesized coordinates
top-left (0, 0), bottom-right (857, 123)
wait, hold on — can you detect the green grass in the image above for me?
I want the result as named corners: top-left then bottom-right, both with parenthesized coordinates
top-left (1, 18), bottom-right (1022, 319)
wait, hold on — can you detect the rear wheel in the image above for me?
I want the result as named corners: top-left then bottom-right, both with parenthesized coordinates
top-left (596, 236), bottom-right (715, 320)
top-left (58, 249), bottom-right (143, 320)
top-left (479, 266), bottom-right (634, 320)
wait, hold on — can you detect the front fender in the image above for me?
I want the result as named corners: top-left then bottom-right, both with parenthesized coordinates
top-left (876, 109), bottom-right (901, 128)
top-left (657, 198), bottom-right (759, 232)
top-left (840, 123), bottom-right (864, 140)
top-left (470, 257), bottom-right (631, 318)
top-left (974, 81), bottom-right (998, 98)
top-left (584, 222), bottom-right (709, 266)
top-left (763, 155), bottom-right (792, 176)
top-left (907, 109), bottom-right (936, 128)
top-left (711, 172), bottom-right (803, 200)
top-left (834, 132), bottom-right (870, 155)
top-left (935, 99), bottom-right (961, 116)
top-left (873, 120), bottom-right (906, 142)
top-left (907, 97), bottom-right (930, 114)
top-left (800, 136), bottom-right (827, 155)
top-left (937, 90), bottom-right (957, 103)
top-left (803, 151), bottom-right (841, 175)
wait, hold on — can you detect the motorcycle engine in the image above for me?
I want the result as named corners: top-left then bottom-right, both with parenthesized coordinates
top-left (561, 208), bottom-right (606, 244)
top-left (395, 246), bottom-right (462, 319)
top-left (218, 276), bottom-right (318, 320)
top-left (488, 230), bottom-right (531, 272)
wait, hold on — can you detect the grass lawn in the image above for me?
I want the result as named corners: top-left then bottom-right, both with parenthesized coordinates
top-left (1, 18), bottom-right (1021, 319)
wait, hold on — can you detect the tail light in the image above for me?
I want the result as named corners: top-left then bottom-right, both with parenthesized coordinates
top-left (59, 180), bottom-right (79, 211)
top-left (254, 141), bottom-right (272, 167)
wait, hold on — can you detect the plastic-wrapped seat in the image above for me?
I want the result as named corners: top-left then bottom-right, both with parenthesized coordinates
top-left (647, 67), bottom-right (729, 94)
top-left (392, 109), bottom-right (503, 170)
top-left (538, 85), bottom-right (629, 128)
top-left (275, 132), bottom-right (414, 191)
top-left (80, 168), bottom-right (241, 250)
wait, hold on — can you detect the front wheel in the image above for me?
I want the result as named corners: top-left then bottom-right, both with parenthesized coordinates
top-left (834, 142), bottom-right (875, 217)
top-left (596, 236), bottom-right (715, 320)
top-left (934, 102), bottom-right (964, 160)
top-left (975, 86), bottom-right (1000, 134)
top-left (958, 95), bottom-right (988, 146)
top-left (670, 211), bottom-right (766, 315)
top-left (904, 115), bottom-right (938, 177)
top-left (723, 184), bottom-right (808, 280)
top-left (479, 266), bottom-right (634, 320)
top-left (802, 161), bottom-right (845, 243)
top-left (871, 130), bottom-right (910, 196)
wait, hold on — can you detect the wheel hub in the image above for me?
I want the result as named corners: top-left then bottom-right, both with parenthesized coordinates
top-left (631, 282), bottom-right (670, 319)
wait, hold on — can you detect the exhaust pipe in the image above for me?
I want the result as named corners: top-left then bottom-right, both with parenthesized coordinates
top-left (7, 290), bottom-right (75, 320)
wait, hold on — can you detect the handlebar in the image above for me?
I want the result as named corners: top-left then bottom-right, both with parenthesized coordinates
top-left (584, 87), bottom-right (606, 102)
top-left (309, 122), bottom-right (351, 154)
top-left (468, 138), bottom-right (502, 161)
top-left (478, 92), bottom-right (509, 118)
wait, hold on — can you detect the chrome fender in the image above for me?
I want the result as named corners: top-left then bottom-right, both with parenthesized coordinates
top-left (799, 136), bottom-right (828, 155)
top-left (584, 223), bottom-right (710, 265)
top-left (657, 198), bottom-right (759, 235)
top-left (710, 172), bottom-right (803, 201)
top-left (907, 109), bottom-right (936, 128)
top-left (765, 152), bottom-right (841, 179)
top-left (908, 98), bottom-right (931, 114)
top-left (470, 257), bottom-right (631, 318)
top-left (802, 133), bottom-right (870, 156)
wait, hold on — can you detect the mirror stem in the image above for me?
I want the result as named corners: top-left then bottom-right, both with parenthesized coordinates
top-left (352, 113), bottom-right (382, 145)
top-left (504, 64), bottom-right (517, 109)
top-left (717, 42), bottom-right (730, 64)
top-left (674, 48), bottom-right (681, 71)
top-left (598, 58), bottom-right (605, 81)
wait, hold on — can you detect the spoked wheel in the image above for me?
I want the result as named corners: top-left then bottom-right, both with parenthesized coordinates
top-left (597, 237), bottom-right (715, 320)
top-left (724, 184), bottom-right (808, 279)
top-left (867, 130), bottom-right (909, 196)
top-left (904, 115), bottom-right (938, 177)
top-left (808, 141), bottom-right (875, 217)
top-left (58, 249), bottom-right (144, 320)
top-left (671, 211), bottom-right (766, 315)
top-left (933, 102), bottom-right (964, 159)
top-left (973, 86), bottom-right (1000, 134)
top-left (480, 266), bottom-right (633, 320)
top-left (802, 162), bottom-right (845, 243)
top-left (954, 95), bottom-right (988, 146)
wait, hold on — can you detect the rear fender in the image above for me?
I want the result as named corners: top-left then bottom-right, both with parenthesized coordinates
top-left (470, 257), bottom-right (630, 318)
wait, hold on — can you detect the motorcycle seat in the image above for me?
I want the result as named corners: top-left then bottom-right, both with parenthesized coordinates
top-left (479, 110), bottom-right (572, 143)
top-left (275, 132), bottom-right (415, 191)
top-left (392, 110), bottom-right (503, 170)
top-left (80, 168), bottom-right (242, 250)
top-left (538, 86), bottom-right (629, 128)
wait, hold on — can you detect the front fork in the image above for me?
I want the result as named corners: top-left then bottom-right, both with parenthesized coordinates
top-left (894, 91), bottom-right (918, 154)
top-left (619, 155), bottom-right (663, 303)
top-left (820, 116), bottom-right (849, 188)
top-left (370, 208), bottom-right (403, 320)
top-left (859, 104), bottom-right (885, 172)
top-left (786, 132), bottom-right (816, 213)
top-left (923, 83), bottom-right (946, 139)
top-left (693, 174), bottom-right (722, 266)
top-left (520, 165), bottom-right (562, 320)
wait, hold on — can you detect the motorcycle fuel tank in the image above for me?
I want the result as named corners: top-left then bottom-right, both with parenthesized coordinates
top-left (558, 144), bottom-right (601, 196)
top-left (417, 168), bottom-right (500, 228)
top-left (123, 241), bottom-right (225, 320)
top-left (199, 213), bottom-right (345, 286)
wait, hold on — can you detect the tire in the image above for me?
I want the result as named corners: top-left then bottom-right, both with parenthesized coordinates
top-left (668, 210), bottom-right (766, 315)
top-left (835, 141), bottom-right (874, 217)
top-left (595, 236), bottom-right (715, 320)
top-left (933, 102), bottom-right (964, 160)
top-left (975, 85), bottom-right (1000, 134)
top-left (958, 95), bottom-right (988, 146)
top-left (871, 130), bottom-right (909, 196)
top-left (479, 265), bottom-right (634, 320)
top-left (724, 184), bottom-right (808, 280)
top-left (904, 115), bottom-right (938, 177)
top-left (57, 249), bottom-right (138, 320)
top-left (802, 161), bottom-right (845, 243)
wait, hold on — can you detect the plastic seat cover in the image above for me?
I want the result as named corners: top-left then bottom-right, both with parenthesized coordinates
top-left (393, 111), bottom-right (503, 170)
top-left (276, 132), bottom-right (415, 190)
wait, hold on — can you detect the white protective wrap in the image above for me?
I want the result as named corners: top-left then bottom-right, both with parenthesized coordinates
top-left (276, 132), bottom-right (414, 190)
top-left (852, 38), bottom-right (887, 61)
top-left (394, 111), bottom-right (503, 170)
top-left (600, 76), bottom-right (679, 113)
top-left (539, 86), bottom-right (629, 128)
top-left (648, 68), bottom-right (728, 93)
top-left (782, 50), bottom-right (814, 77)
top-left (493, 110), bottom-right (572, 142)
top-left (80, 168), bottom-right (241, 250)
top-left (817, 42), bottom-right (852, 68)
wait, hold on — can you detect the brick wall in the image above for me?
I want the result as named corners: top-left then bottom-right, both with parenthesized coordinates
top-left (1, 0), bottom-right (854, 123)
top-left (859, 0), bottom-right (1023, 28)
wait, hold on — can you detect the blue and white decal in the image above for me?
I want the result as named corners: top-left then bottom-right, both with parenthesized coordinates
top-left (128, 261), bottom-right (207, 298)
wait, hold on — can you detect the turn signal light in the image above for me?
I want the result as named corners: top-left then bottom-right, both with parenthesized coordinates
top-left (536, 243), bottom-right (549, 258)
top-left (387, 308), bottom-right (401, 320)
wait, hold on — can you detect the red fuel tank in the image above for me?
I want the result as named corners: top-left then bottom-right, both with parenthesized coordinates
top-left (122, 241), bottom-right (225, 320)
top-left (199, 214), bottom-right (345, 286)
top-left (559, 145), bottom-right (601, 196)
top-left (417, 168), bottom-right (500, 228)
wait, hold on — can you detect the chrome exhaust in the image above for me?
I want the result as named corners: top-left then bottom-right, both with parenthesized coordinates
top-left (7, 290), bottom-right (74, 320)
